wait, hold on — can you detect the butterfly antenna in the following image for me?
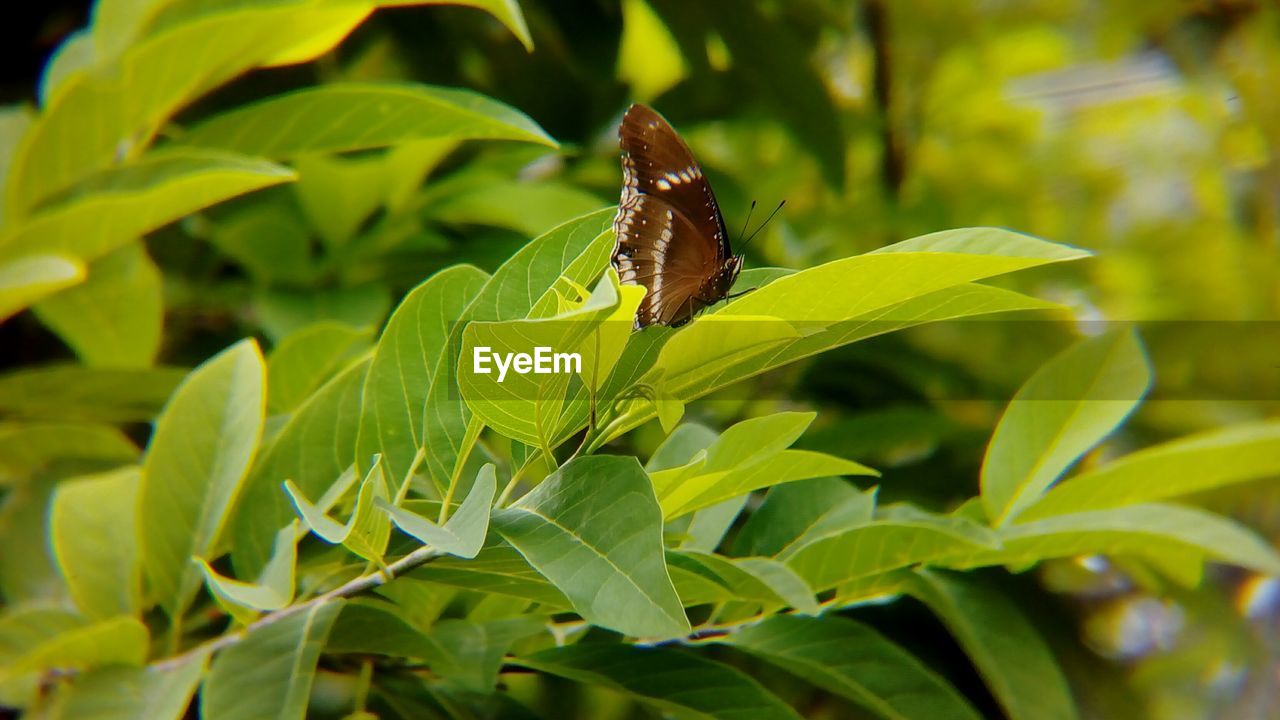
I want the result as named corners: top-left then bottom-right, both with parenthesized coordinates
top-left (739, 200), bottom-right (786, 251)
top-left (736, 200), bottom-right (757, 244)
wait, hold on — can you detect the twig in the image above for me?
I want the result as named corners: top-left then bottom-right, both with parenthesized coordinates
top-left (154, 544), bottom-right (446, 671)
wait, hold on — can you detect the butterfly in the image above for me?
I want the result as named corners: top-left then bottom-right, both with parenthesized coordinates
top-left (612, 104), bottom-right (779, 329)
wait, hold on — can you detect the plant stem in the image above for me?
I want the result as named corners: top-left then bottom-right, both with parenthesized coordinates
top-left (495, 452), bottom-right (539, 508)
top-left (154, 544), bottom-right (445, 671)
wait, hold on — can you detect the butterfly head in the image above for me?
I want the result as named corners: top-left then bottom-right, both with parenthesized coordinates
top-left (703, 254), bottom-right (744, 301)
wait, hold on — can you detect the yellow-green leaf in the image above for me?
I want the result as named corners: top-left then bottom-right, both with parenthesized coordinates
top-left (33, 242), bottom-right (162, 368)
top-left (139, 339), bottom-right (266, 618)
top-left (51, 467), bottom-right (142, 620)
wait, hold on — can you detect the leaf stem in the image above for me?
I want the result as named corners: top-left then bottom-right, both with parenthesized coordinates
top-left (154, 544), bottom-right (445, 672)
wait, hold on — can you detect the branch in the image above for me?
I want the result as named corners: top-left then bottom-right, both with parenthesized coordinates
top-left (154, 544), bottom-right (445, 671)
top-left (861, 0), bottom-right (905, 201)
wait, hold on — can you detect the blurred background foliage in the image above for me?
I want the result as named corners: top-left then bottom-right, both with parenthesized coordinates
top-left (2, 1), bottom-right (1279, 718)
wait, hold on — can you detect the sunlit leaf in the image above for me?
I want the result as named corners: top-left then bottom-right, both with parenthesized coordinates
top-left (0, 254), bottom-right (84, 321)
top-left (981, 329), bottom-right (1151, 526)
top-left (460, 269), bottom-right (635, 447)
top-left (0, 150), bottom-right (294, 264)
top-left (954, 502), bottom-right (1280, 576)
top-left (422, 209), bottom-right (613, 487)
top-left (1019, 419), bottom-right (1280, 520)
top-left (184, 83), bottom-right (555, 159)
top-left (618, 0), bottom-right (687, 101)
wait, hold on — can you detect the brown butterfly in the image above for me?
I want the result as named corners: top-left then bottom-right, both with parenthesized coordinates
top-left (611, 104), bottom-right (765, 329)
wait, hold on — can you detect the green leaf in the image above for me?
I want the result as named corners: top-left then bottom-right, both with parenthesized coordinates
top-left (52, 651), bottom-right (207, 720)
top-left (0, 364), bottom-right (185, 423)
top-left (183, 83), bottom-right (555, 159)
top-left (326, 600), bottom-right (434, 659)
top-left (201, 599), bottom-right (343, 720)
top-left (50, 467), bottom-right (142, 619)
top-left (422, 208), bottom-right (614, 486)
top-left (428, 181), bottom-right (606, 237)
top-left (677, 494), bottom-right (750, 552)
top-left (0, 422), bottom-right (137, 484)
top-left (196, 521), bottom-right (298, 617)
top-left (907, 571), bottom-right (1077, 720)
top-left (665, 449), bottom-right (875, 520)
top-left (266, 322), bottom-right (371, 415)
top-left (646, 422), bottom-right (718, 470)
top-left (287, 457), bottom-right (392, 564)
top-left (517, 644), bottom-right (803, 720)
top-left (207, 202), bottom-right (312, 285)
top-left (39, 31), bottom-right (94, 106)
top-left (0, 615), bottom-right (148, 682)
top-left (0, 150), bottom-right (294, 265)
top-left (231, 357), bottom-right (369, 578)
top-left (492, 455), bottom-right (689, 638)
top-left (636, 315), bottom-right (800, 406)
top-left (140, 339), bottom-right (266, 618)
top-left (378, 464), bottom-right (496, 558)
top-left (460, 269), bottom-right (639, 447)
top-left (982, 329), bottom-right (1151, 526)
top-left (785, 506), bottom-right (998, 592)
top-left (0, 477), bottom-right (64, 603)
top-left (437, 0), bottom-right (534, 51)
top-left (648, 411), bottom-right (876, 519)
top-left (0, 254), bottom-right (84, 321)
top-left (668, 551), bottom-right (818, 614)
top-left (734, 478), bottom-right (874, 558)
top-left (722, 614), bottom-right (984, 720)
top-left (1019, 419), bottom-right (1280, 521)
top-left (407, 542), bottom-right (571, 610)
top-left (420, 616), bottom-right (547, 692)
top-left (255, 285), bottom-right (391, 345)
top-left (356, 265), bottom-right (488, 487)
top-left (33, 242), bottom-right (162, 368)
top-left (292, 152), bottom-right (397, 249)
top-left (5, 1), bottom-right (383, 214)
top-left (617, 0), bottom-right (687, 101)
top-left (599, 282), bottom-right (1067, 447)
top-left (958, 502), bottom-right (1280, 576)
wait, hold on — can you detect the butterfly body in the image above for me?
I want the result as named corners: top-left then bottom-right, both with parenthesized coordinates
top-left (612, 104), bottom-right (742, 328)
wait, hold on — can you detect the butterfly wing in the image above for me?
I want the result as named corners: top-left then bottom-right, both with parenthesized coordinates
top-left (612, 104), bottom-right (732, 327)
